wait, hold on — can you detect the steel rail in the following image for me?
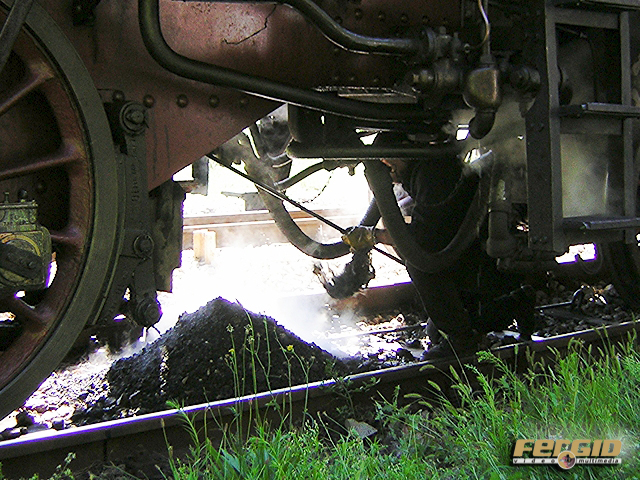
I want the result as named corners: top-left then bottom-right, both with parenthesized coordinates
top-left (1, 320), bottom-right (638, 478)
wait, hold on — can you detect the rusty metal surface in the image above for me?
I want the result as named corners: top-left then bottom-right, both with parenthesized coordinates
top-left (39, 0), bottom-right (461, 189)
top-left (0, 0), bottom-right (123, 425)
top-left (0, 319), bottom-right (638, 479)
top-left (0, 3), bottom-right (93, 390)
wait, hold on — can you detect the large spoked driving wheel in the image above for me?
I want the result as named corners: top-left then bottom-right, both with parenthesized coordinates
top-left (0, 1), bottom-right (120, 419)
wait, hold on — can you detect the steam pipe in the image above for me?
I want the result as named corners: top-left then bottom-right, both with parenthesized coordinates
top-left (138, 0), bottom-right (432, 122)
top-left (275, 162), bottom-right (333, 190)
top-left (360, 197), bottom-right (381, 228)
top-left (252, 179), bottom-right (352, 259)
top-left (364, 152), bottom-right (492, 273)
top-left (468, 109), bottom-right (496, 140)
top-left (287, 141), bottom-right (462, 160)
top-left (246, 121), bottom-right (385, 260)
top-left (225, 157), bottom-right (395, 261)
top-left (197, 0), bottom-right (425, 57)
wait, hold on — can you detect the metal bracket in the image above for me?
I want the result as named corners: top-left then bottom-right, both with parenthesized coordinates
top-left (524, 1), bottom-right (637, 252)
top-left (98, 103), bottom-right (161, 328)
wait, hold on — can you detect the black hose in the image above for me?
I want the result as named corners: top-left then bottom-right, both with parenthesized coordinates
top-left (256, 188), bottom-right (351, 259)
top-left (364, 152), bottom-right (492, 273)
top-left (360, 197), bottom-right (381, 228)
top-left (138, 0), bottom-right (432, 122)
top-left (245, 160), bottom-right (381, 259)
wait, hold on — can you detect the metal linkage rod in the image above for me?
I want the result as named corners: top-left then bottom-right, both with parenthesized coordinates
top-left (213, 159), bottom-right (404, 265)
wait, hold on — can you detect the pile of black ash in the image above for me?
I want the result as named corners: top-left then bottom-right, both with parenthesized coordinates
top-left (102, 297), bottom-right (346, 418)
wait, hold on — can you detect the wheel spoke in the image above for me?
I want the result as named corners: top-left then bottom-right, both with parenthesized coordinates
top-left (0, 0), bottom-right (123, 422)
top-left (0, 295), bottom-right (48, 328)
top-left (0, 70), bottom-right (52, 116)
top-left (0, 141), bottom-right (82, 181)
top-left (50, 226), bottom-right (83, 252)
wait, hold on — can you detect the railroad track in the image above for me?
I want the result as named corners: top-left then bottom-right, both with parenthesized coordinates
top-left (182, 209), bottom-right (363, 249)
top-left (0, 317), bottom-right (638, 479)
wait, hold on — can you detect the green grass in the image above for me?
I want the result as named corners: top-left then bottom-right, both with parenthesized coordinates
top-left (164, 337), bottom-right (640, 479)
top-left (5, 335), bottom-right (639, 479)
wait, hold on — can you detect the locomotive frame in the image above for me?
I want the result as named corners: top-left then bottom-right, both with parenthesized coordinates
top-left (1, 0), bottom-right (640, 419)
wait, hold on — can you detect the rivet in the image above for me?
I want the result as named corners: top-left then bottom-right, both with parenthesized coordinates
top-left (354, 8), bottom-right (363, 20)
top-left (112, 90), bottom-right (125, 102)
top-left (176, 94), bottom-right (189, 108)
top-left (422, 15), bottom-right (430, 26)
top-left (335, 16), bottom-right (343, 25)
top-left (239, 97), bottom-right (249, 107)
top-left (400, 13), bottom-right (409, 23)
top-left (209, 95), bottom-right (220, 108)
top-left (143, 94), bottom-right (155, 108)
top-left (378, 11), bottom-right (386, 22)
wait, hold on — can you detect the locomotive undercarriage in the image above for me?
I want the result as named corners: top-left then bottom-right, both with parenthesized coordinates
top-left (1, 0), bottom-right (640, 420)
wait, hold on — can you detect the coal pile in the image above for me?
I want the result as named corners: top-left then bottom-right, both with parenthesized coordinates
top-left (102, 298), bottom-right (346, 419)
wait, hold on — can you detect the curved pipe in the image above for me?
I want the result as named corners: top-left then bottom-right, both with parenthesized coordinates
top-left (138, 0), bottom-right (431, 122)
top-left (256, 187), bottom-right (351, 259)
top-left (364, 153), bottom-right (492, 273)
top-left (246, 160), bottom-right (381, 259)
top-left (275, 161), bottom-right (330, 190)
top-left (207, 0), bottom-right (424, 57)
top-left (359, 197), bottom-right (382, 228)
top-left (469, 110), bottom-right (496, 140)
top-left (287, 141), bottom-right (462, 160)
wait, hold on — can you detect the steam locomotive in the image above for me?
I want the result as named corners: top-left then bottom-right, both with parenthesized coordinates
top-left (0, 0), bottom-right (639, 419)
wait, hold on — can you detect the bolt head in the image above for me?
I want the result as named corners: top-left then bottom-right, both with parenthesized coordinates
top-left (127, 110), bottom-right (145, 124)
top-left (136, 299), bottom-right (161, 327)
top-left (143, 95), bottom-right (155, 108)
top-left (133, 234), bottom-right (154, 258)
top-left (176, 94), bottom-right (189, 108)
